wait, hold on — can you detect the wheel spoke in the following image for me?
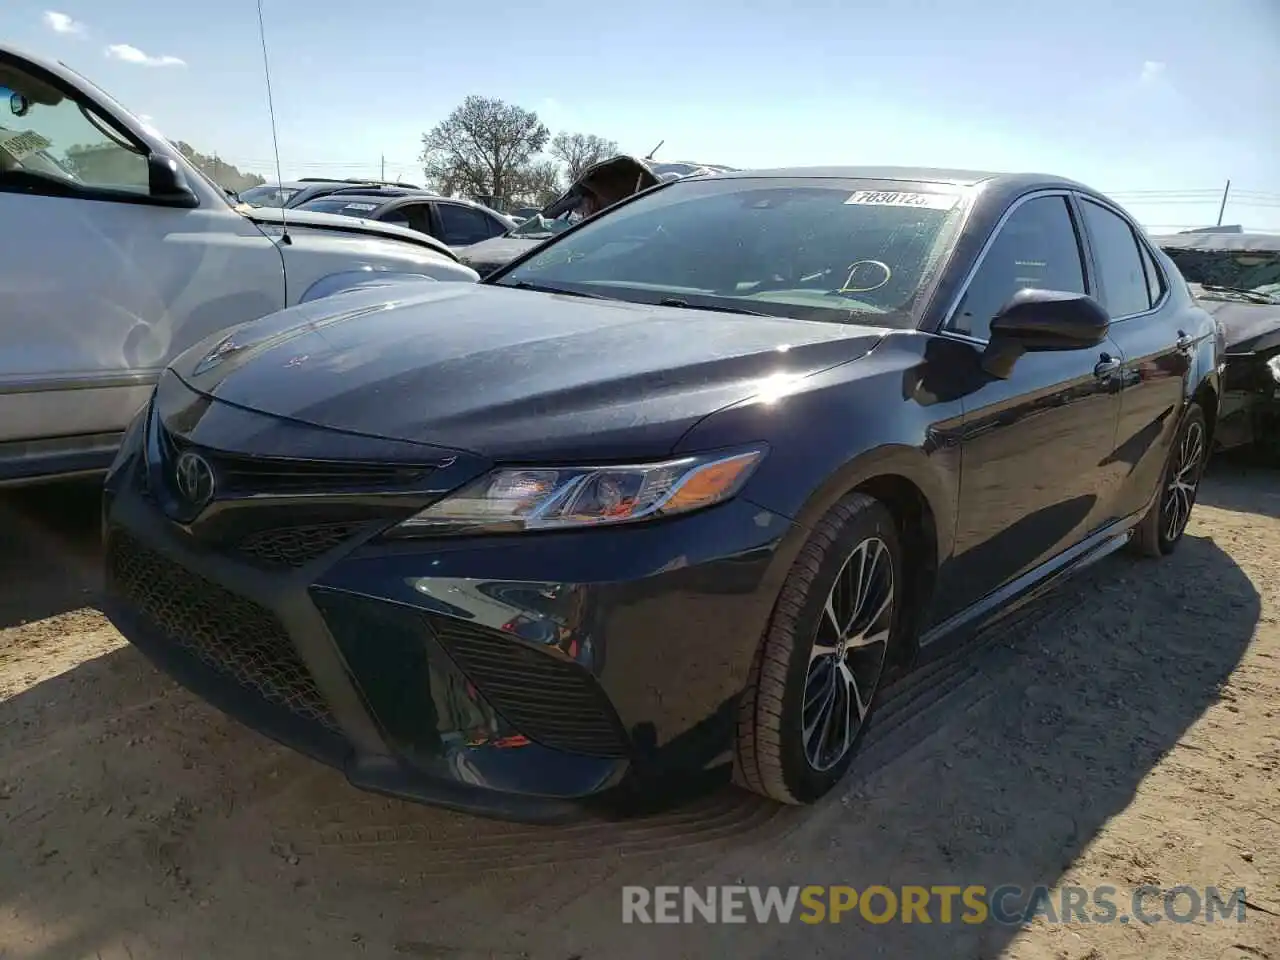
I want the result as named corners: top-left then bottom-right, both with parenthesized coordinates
top-left (847, 627), bottom-right (890, 651)
top-left (840, 659), bottom-right (869, 721)
top-left (802, 533), bottom-right (896, 771)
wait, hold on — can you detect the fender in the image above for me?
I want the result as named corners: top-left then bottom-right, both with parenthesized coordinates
top-left (299, 271), bottom-right (440, 305)
top-left (672, 337), bottom-right (963, 623)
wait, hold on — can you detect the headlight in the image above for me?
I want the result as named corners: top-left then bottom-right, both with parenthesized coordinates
top-left (395, 446), bottom-right (766, 536)
top-left (1267, 354), bottom-right (1280, 384)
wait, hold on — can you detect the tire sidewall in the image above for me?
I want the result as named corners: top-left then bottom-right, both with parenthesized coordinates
top-left (775, 500), bottom-right (902, 803)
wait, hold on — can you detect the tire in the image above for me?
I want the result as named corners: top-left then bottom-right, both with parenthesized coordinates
top-left (1130, 402), bottom-right (1208, 558)
top-left (734, 492), bottom-right (903, 805)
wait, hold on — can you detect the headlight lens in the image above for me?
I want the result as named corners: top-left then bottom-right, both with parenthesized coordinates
top-left (396, 446), bottom-right (766, 535)
top-left (1266, 354), bottom-right (1280, 384)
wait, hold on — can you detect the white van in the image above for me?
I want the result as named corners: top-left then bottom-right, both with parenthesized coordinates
top-left (0, 43), bottom-right (477, 485)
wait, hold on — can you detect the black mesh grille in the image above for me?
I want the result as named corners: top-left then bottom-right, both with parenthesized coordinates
top-left (427, 616), bottom-right (628, 758)
top-left (106, 532), bottom-right (339, 732)
top-left (232, 522), bottom-right (367, 569)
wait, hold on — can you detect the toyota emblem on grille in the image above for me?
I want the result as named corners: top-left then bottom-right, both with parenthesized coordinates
top-left (173, 451), bottom-right (216, 511)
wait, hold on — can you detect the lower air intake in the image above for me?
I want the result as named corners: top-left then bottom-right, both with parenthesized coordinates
top-left (427, 616), bottom-right (629, 759)
top-left (106, 532), bottom-right (339, 732)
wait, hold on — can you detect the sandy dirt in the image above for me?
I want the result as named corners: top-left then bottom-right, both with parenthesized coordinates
top-left (1, 461), bottom-right (1278, 960)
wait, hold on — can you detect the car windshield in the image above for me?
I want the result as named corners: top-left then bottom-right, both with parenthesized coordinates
top-left (296, 197), bottom-right (384, 218)
top-left (1164, 248), bottom-right (1280, 303)
top-left (494, 176), bottom-right (968, 327)
top-left (238, 184), bottom-right (301, 208)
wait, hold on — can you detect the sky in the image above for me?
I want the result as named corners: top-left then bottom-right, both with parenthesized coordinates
top-left (3, 0), bottom-right (1278, 231)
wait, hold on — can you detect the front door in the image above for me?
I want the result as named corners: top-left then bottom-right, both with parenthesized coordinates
top-left (0, 50), bottom-right (285, 460)
top-left (930, 193), bottom-right (1124, 621)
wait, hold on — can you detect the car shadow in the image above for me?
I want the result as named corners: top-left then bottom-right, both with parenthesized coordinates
top-left (0, 519), bottom-right (1260, 958)
top-left (0, 478), bottom-right (104, 629)
top-left (1200, 453), bottom-right (1280, 520)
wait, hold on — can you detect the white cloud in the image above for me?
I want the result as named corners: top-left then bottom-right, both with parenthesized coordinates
top-left (105, 43), bottom-right (185, 67)
top-left (43, 11), bottom-right (86, 35)
top-left (1139, 60), bottom-right (1166, 84)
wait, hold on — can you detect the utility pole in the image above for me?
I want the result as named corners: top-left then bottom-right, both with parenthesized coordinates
top-left (1216, 179), bottom-right (1231, 227)
top-left (381, 154), bottom-right (385, 180)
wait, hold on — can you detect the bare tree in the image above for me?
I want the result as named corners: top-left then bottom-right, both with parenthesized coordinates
top-left (549, 131), bottom-right (619, 181)
top-left (420, 96), bottom-right (549, 201)
top-left (508, 160), bottom-right (564, 207)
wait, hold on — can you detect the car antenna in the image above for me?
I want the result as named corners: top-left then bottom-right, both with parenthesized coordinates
top-left (645, 139), bottom-right (664, 160)
top-left (255, 0), bottom-right (291, 245)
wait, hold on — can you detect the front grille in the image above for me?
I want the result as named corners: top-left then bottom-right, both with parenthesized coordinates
top-left (427, 616), bottom-right (629, 758)
top-left (232, 522), bottom-right (368, 569)
top-left (155, 420), bottom-right (435, 497)
top-left (107, 532), bottom-right (339, 732)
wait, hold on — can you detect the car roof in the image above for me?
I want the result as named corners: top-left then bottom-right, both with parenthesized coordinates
top-left (1153, 231), bottom-right (1280, 254)
top-left (705, 165), bottom-right (1079, 188)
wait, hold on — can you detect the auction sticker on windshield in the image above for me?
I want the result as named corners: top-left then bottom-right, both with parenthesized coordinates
top-left (0, 129), bottom-right (53, 161)
top-left (844, 190), bottom-right (958, 210)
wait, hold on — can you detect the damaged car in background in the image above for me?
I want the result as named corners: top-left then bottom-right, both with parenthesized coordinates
top-left (456, 155), bottom-right (735, 276)
top-left (1156, 231), bottom-right (1280, 459)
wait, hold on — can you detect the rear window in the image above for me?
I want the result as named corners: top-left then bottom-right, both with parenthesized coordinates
top-left (297, 198), bottom-right (383, 218)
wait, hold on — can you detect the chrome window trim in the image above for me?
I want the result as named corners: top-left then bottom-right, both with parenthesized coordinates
top-left (1074, 194), bottom-right (1170, 323)
top-left (935, 188), bottom-right (1080, 346)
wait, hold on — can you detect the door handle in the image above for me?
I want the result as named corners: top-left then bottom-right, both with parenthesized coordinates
top-left (1094, 354), bottom-right (1122, 378)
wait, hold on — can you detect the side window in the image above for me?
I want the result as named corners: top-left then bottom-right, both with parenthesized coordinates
top-left (378, 206), bottom-right (412, 227)
top-left (436, 203), bottom-right (498, 246)
top-left (0, 60), bottom-right (149, 193)
top-left (1137, 239), bottom-right (1165, 308)
top-left (949, 195), bottom-right (1086, 341)
top-left (483, 213), bottom-right (509, 238)
top-left (1079, 199), bottom-right (1151, 317)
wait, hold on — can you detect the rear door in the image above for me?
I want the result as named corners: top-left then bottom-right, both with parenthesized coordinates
top-left (1075, 195), bottom-right (1190, 519)
top-left (930, 192), bottom-right (1125, 620)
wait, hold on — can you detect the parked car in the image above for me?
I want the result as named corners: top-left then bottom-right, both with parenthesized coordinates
top-left (102, 166), bottom-right (1219, 822)
top-left (1154, 231), bottom-right (1280, 458)
top-left (456, 154), bottom-right (734, 276)
top-left (237, 177), bottom-right (423, 209)
top-left (295, 189), bottom-right (516, 249)
top-left (0, 43), bottom-right (477, 484)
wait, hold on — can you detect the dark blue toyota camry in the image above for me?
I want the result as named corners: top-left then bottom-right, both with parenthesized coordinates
top-left (102, 166), bottom-right (1220, 821)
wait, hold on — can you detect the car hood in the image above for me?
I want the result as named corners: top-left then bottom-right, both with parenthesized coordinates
top-left (455, 235), bottom-right (545, 274)
top-left (245, 206), bottom-right (458, 261)
top-left (1189, 285), bottom-right (1280, 354)
top-left (170, 283), bottom-right (887, 461)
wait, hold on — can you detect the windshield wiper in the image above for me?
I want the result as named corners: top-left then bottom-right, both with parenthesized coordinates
top-left (506, 281), bottom-right (611, 300)
top-left (1200, 284), bottom-right (1279, 305)
top-left (656, 297), bottom-right (772, 317)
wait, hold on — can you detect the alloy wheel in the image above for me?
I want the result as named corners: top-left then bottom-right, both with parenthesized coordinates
top-left (1163, 419), bottom-right (1205, 542)
top-left (801, 536), bottom-right (894, 771)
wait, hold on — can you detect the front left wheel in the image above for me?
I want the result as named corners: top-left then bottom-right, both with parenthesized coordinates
top-left (734, 492), bottom-right (902, 805)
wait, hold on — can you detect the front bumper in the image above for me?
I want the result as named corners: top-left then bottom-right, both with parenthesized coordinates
top-left (102, 398), bottom-right (799, 821)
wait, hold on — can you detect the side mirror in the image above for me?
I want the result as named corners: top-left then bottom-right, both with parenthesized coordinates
top-left (147, 154), bottom-right (198, 207)
top-left (981, 288), bottom-right (1111, 379)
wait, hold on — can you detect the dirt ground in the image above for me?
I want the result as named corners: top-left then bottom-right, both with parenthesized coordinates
top-left (1, 459), bottom-right (1278, 960)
